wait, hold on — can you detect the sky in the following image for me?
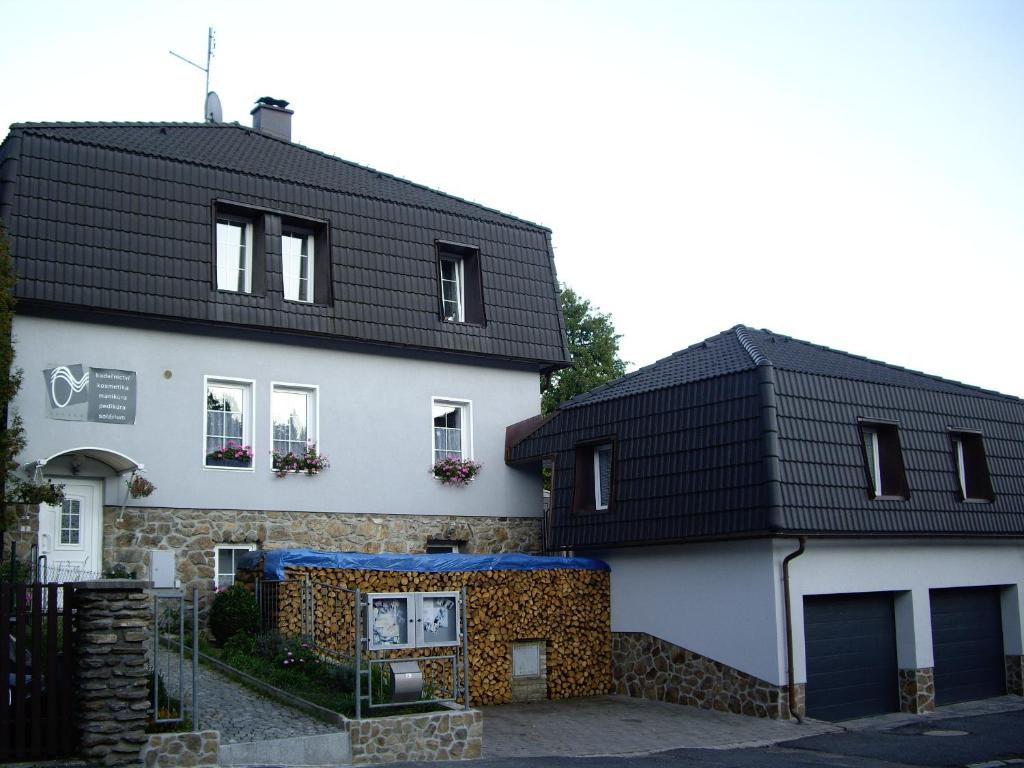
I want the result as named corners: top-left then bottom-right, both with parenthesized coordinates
top-left (3, 0), bottom-right (1023, 396)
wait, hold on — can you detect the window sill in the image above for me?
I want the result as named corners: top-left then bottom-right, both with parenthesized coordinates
top-left (960, 497), bottom-right (994, 504)
top-left (869, 494), bottom-right (909, 501)
top-left (440, 318), bottom-right (486, 328)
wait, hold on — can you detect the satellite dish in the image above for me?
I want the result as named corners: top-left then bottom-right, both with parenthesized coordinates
top-left (205, 91), bottom-right (223, 123)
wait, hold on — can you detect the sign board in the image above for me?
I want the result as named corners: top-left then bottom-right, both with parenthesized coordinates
top-left (44, 364), bottom-right (137, 424)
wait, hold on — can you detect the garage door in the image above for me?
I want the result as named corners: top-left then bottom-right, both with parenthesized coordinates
top-left (931, 586), bottom-right (1005, 705)
top-left (804, 592), bottom-right (899, 721)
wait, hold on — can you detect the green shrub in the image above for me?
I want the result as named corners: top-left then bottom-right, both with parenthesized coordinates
top-left (208, 584), bottom-right (258, 644)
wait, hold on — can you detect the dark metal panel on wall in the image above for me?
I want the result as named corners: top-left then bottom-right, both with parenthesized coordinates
top-left (930, 586), bottom-right (1005, 705)
top-left (804, 592), bottom-right (899, 721)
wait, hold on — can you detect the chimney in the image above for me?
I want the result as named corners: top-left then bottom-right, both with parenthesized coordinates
top-left (250, 96), bottom-right (293, 141)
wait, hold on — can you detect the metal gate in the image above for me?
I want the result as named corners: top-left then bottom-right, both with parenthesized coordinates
top-left (153, 588), bottom-right (200, 730)
top-left (1, 581), bottom-right (79, 761)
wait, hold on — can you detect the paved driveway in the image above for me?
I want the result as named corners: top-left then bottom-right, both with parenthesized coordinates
top-left (478, 695), bottom-right (839, 758)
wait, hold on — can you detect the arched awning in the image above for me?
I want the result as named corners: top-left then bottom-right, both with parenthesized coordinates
top-left (29, 447), bottom-right (144, 475)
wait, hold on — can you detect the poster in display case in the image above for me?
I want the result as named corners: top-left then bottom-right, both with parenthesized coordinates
top-left (366, 591), bottom-right (462, 650)
top-left (367, 593), bottom-right (415, 650)
top-left (417, 591), bottom-right (460, 647)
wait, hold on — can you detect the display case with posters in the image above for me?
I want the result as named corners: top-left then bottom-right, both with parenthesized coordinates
top-left (416, 591), bottom-right (460, 648)
top-left (367, 593), bottom-right (415, 650)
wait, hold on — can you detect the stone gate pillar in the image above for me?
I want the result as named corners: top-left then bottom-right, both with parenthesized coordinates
top-left (76, 579), bottom-right (153, 765)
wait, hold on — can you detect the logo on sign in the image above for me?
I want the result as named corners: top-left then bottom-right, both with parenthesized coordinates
top-left (48, 365), bottom-right (90, 409)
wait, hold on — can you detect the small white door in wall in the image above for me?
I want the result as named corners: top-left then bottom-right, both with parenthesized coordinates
top-left (38, 479), bottom-right (103, 581)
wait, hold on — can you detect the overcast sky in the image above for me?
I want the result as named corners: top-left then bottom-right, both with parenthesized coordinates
top-left (3, 1), bottom-right (1022, 396)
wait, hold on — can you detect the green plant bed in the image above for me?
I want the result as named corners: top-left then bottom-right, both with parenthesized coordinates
top-left (205, 633), bottom-right (446, 719)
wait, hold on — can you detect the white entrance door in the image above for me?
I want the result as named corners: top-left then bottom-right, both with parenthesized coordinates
top-left (38, 479), bottom-right (103, 581)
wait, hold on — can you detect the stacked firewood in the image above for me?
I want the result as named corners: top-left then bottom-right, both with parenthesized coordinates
top-left (262, 565), bottom-right (611, 704)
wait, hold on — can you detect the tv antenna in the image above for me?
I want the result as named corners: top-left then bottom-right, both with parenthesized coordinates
top-left (170, 27), bottom-right (216, 120)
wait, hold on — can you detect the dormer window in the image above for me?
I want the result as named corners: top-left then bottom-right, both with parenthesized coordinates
top-left (216, 218), bottom-right (253, 293)
top-left (572, 439), bottom-right (615, 514)
top-left (282, 229), bottom-right (314, 303)
top-left (950, 431), bottom-right (994, 502)
top-left (859, 421), bottom-right (909, 500)
top-left (436, 241), bottom-right (484, 325)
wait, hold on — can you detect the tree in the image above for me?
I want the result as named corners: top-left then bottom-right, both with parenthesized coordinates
top-left (0, 221), bottom-right (62, 528)
top-left (542, 285), bottom-right (628, 414)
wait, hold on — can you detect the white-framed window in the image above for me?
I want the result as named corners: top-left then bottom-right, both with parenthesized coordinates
top-left (425, 540), bottom-right (461, 554)
top-left (593, 443), bottom-right (613, 511)
top-left (216, 218), bottom-right (253, 293)
top-left (204, 377), bottom-right (255, 469)
top-left (432, 398), bottom-right (472, 463)
top-left (214, 544), bottom-right (256, 589)
top-left (282, 229), bottom-right (314, 303)
top-left (439, 255), bottom-right (464, 322)
top-left (271, 383), bottom-right (318, 457)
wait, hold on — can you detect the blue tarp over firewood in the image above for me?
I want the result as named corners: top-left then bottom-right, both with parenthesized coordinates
top-left (246, 549), bottom-right (609, 581)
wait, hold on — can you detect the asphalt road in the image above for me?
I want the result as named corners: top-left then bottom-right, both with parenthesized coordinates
top-left (397, 709), bottom-right (1024, 768)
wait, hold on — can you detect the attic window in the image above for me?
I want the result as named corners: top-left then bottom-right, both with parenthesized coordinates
top-left (859, 422), bottom-right (909, 500)
top-left (950, 431), bottom-right (994, 502)
top-left (436, 242), bottom-right (484, 325)
top-left (572, 439), bottom-right (615, 514)
top-left (216, 218), bottom-right (254, 293)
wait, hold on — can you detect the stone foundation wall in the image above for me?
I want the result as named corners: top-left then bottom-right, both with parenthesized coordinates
top-left (3, 503), bottom-right (40, 561)
top-left (349, 707), bottom-right (482, 764)
top-left (77, 580), bottom-right (153, 765)
top-left (141, 731), bottom-right (220, 768)
top-left (612, 632), bottom-right (794, 719)
top-left (104, 506), bottom-right (542, 595)
top-left (898, 668), bottom-right (935, 713)
top-left (1007, 655), bottom-right (1023, 696)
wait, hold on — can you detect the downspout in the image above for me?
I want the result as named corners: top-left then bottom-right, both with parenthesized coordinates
top-left (783, 536), bottom-right (807, 722)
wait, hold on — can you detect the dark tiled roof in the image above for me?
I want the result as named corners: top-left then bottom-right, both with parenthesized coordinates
top-left (0, 122), bottom-right (569, 368)
top-left (562, 325), bottom-right (1014, 409)
top-left (10, 122), bottom-right (546, 228)
top-left (510, 325), bottom-right (1024, 548)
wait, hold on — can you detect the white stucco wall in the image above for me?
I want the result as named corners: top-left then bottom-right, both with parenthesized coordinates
top-left (780, 538), bottom-right (1024, 683)
top-left (594, 540), bottom-right (787, 685)
top-left (12, 316), bottom-right (543, 518)
top-left (597, 537), bottom-right (1024, 688)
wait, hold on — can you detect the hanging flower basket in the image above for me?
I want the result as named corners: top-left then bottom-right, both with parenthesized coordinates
top-left (431, 457), bottom-right (482, 487)
top-left (272, 443), bottom-right (330, 478)
top-left (127, 473), bottom-right (156, 498)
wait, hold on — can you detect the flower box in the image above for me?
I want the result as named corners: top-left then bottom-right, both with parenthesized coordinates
top-left (206, 456), bottom-right (252, 469)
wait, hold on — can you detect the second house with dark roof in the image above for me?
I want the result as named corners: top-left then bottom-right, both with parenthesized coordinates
top-left (507, 324), bottom-right (1024, 720)
top-left (1, 98), bottom-right (568, 592)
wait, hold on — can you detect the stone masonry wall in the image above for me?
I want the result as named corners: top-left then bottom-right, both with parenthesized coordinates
top-left (141, 731), bottom-right (220, 768)
top-left (1007, 655), bottom-right (1023, 696)
top-left (77, 580), bottom-right (153, 765)
top-left (104, 506), bottom-right (541, 595)
top-left (899, 668), bottom-right (936, 713)
top-left (3, 503), bottom-right (40, 561)
top-left (349, 706), bottom-right (482, 764)
top-left (612, 631), bottom-right (796, 719)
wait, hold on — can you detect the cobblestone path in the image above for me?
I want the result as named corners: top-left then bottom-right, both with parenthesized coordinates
top-left (161, 658), bottom-right (340, 744)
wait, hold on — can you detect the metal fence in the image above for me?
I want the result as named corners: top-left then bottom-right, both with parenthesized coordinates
top-left (1, 574), bottom-right (79, 761)
top-left (152, 588), bottom-right (199, 730)
top-left (256, 577), bottom-right (471, 719)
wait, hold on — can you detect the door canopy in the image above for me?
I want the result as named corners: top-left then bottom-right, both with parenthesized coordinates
top-left (30, 447), bottom-right (144, 476)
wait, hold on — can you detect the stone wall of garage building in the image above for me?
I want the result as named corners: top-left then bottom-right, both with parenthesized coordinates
top-left (103, 506), bottom-right (542, 590)
top-left (898, 668), bottom-right (936, 714)
top-left (1008, 655), bottom-right (1024, 696)
top-left (612, 632), bottom-right (798, 719)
